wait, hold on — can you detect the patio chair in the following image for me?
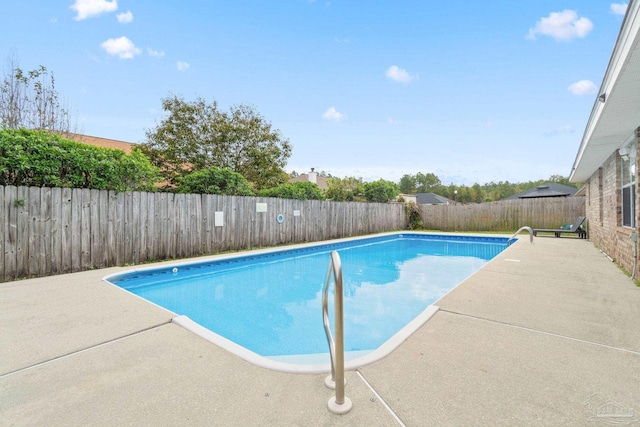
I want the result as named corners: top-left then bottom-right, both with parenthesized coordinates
top-left (533, 216), bottom-right (586, 238)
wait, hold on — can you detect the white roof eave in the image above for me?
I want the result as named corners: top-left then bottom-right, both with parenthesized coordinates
top-left (570, 0), bottom-right (640, 183)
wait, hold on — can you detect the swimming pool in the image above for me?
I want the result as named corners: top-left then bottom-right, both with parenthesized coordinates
top-left (105, 232), bottom-right (512, 373)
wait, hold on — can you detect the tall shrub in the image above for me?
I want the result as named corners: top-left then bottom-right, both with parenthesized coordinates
top-left (177, 167), bottom-right (254, 195)
top-left (364, 179), bottom-right (400, 203)
top-left (258, 181), bottom-right (324, 200)
top-left (0, 128), bottom-right (160, 191)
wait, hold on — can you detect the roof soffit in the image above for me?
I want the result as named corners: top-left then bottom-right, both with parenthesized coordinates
top-left (570, 2), bottom-right (640, 182)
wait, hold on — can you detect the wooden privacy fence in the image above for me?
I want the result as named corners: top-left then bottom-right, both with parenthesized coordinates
top-left (420, 197), bottom-right (586, 232)
top-left (0, 185), bottom-right (406, 282)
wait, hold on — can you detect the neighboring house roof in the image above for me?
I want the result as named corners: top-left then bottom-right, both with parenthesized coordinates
top-left (505, 183), bottom-right (578, 199)
top-left (415, 192), bottom-right (451, 205)
top-left (62, 132), bottom-right (134, 154)
top-left (399, 193), bottom-right (417, 203)
top-left (288, 170), bottom-right (329, 190)
top-left (570, 1), bottom-right (640, 182)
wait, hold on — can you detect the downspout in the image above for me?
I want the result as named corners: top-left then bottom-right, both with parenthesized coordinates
top-left (633, 128), bottom-right (639, 281)
top-left (632, 232), bottom-right (638, 281)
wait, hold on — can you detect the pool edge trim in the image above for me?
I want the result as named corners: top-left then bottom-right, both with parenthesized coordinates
top-left (171, 305), bottom-right (440, 374)
top-left (104, 231), bottom-right (512, 374)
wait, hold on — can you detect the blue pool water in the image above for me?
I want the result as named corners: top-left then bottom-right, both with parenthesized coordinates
top-left (106, 233), bottom-right (510, 363)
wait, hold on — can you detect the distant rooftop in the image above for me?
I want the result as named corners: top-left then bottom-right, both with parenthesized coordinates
top-left (288, 168), bottom-right (329, 190)
top-left (414, 192), bottom-right (452, 205)
top-left (62, 132), bottom-right (134, 154)
top-left (504, 183), bottom-right (578, 200)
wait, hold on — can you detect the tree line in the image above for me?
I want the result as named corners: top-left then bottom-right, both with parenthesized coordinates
top-left (396, 172), bottom-right (577, 203)
top-left (0, 59), bottom-right (575, 204)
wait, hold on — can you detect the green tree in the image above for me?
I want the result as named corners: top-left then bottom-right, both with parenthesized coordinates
top-left (364, 179), bottom-right (400, 203)
top-left (471, 183), bottom-right (486, 203)
top-left (397, 172), bottom-right (576, 203)
top-left (398, 172), bottom-right (442, 194)
top-left (325, 176), bottom-right (365, 202)
top-left (0, 128), bottom-right (160, 191)
top-left (546, 174), bottom-right (575, 186)
top-left (0, 56), bottom-right (73, 133)
top-left (177, 167), bottom-right (254, 196)
top-left (141, 94), bottom-right (292, 190)
top-left (258, 181), bottom-right (324, 200)
top-left (399, 174), bottom-right (417, 194)
top-left (415, 172), bottom-right (442, 193)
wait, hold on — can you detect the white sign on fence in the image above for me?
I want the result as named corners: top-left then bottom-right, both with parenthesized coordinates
top-left (214, 211), bottom-right (224, 227)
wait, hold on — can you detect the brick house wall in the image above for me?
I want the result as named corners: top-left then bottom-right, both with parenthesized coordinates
top-left (585, 128), bottom-right (639, 277)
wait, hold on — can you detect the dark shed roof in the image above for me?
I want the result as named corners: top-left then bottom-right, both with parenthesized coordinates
top-left (415, 192), bottom-right (452, 204)
top-left (505, 183), bottom-right (578, 199)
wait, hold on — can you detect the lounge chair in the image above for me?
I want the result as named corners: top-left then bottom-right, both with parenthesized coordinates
top-left (533, 216), bottom-right (586, 238)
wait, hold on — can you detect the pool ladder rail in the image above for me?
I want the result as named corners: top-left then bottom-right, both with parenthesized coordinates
top-left (508, 226), bottom-right (534, 244)
top-left (322, 250), bottom-right (352, 415)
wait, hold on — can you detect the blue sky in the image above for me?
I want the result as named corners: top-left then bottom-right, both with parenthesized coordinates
top-left (0, 1), bottom-right (629, 185)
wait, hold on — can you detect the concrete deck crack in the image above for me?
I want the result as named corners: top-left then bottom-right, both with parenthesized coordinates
top-left (355, 369), bottom-right (407, 426)
top-left (439, 309), bottom-right (640, 356)
top-left (0, 321), bottom-right (172, 379)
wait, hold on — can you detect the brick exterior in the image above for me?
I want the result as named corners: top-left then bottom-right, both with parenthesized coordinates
top-left (585, 129), bottom-right (640, 276)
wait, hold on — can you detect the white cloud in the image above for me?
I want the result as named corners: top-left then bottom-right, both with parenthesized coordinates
top-left (610, 3), bottom-right (628, 16)
top-left (177, 61), bottom-right (190, 72)
top-left (101, 36), bottom-right (141, 59)
top-left (147, 48), bottom-right (165, 58)
top-left (322, 106), bottom-right (345, 122)
top-left (71, 0), bottom-right (118, 21)
top-left (545, 125), bottom-right (575, 137)
top-left (116, 11), bottom-right (133, 23)
top-left (527, 10), bottom-right (593, 41)
top-left (385, 65), bottom-right (415, 83)
top-left (568, 79), bottom-right (597, 95)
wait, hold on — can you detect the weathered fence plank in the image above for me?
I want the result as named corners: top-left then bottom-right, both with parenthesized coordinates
top-left (41, 187), bottom-right (52, 276)
top-left (0, 185), bottom-right (589, 283)
top-left (27, 188), bottom-right (41, 278)
top-left (4, 186), bottom-right (18, 281)
top-left (420, 198), bottom-right (585, 232)
top-left (97, 190), bottom-right (109, 269)
top-left (10, 184), bottom-right (590, 282)
top-left (61, 188), bottom-right (72, 274)
top-left (138, 191), bottom-right (148, 264)
top-left (89, 189), bottom-right (101, 270)
top-left (50, 187), bottom-right (62, 275)
top-left (0, 186), bottom-right (6, 282)
top-left (107, 191), bottom-right (118, 267)
top-left (80, 189), bottom-right (91, 270)
top-left (131, 192), bottom-right (141, 264)
top-left (15, 186), bottom-right (29, 278)
top-left (146, 191), bottom-right (156, 260)
top-left (123, 192), bottom-right (134, 265)
top-left (154, 192), bottom-right (165, 259)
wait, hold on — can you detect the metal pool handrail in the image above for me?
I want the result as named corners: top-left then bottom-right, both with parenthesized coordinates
top-left (508, 226), bottom-right (534, 244)
top-left (322, 250), bottom-right (352, 414)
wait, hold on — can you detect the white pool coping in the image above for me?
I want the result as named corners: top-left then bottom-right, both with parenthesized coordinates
top-left (172, 305), bottom-right (440, 374)
top-left (104, 231), bottom-right (513, 374)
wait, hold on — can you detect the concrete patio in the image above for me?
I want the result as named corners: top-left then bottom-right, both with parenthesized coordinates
top-left (2, 235), bottom-right (639, 426)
